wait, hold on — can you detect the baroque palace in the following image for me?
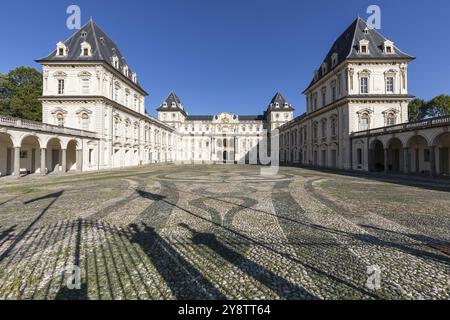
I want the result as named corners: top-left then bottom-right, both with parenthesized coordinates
top-left (0, 18), bottom-right (449, 177)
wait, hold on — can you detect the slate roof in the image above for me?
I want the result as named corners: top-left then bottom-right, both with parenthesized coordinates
top-left (36, 19), bottom-right (147, 94)
top-left (304, 17), bottom-right (414, 92)
top-left (157, 92), bottom-right (188, 116)
top-left (267, 92), bottom-right (294, 112)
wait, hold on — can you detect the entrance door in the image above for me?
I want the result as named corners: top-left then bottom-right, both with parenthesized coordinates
top-left (440, 147), bottom-right (449, 175)
top-left (6, 148), bottom-right (12, 175)
top-left (52, 150), bottom-right (60, 172)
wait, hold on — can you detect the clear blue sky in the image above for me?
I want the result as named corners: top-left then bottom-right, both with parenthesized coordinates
top-left (1, 0), bottom-right (449, 117)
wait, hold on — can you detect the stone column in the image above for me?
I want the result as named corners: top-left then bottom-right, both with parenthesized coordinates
top-left (403, 147), bottom-right (410, 174)
top-left (430, 146), bottom-right (436, 177)
top-left (40, 148), bottom-right (47, 175)
top-left (13, 147), bottom-right (20, 177)
top-left (61, 149), bottom-right (67, 173)
top-left (384, 148), bottom-right (389, 174)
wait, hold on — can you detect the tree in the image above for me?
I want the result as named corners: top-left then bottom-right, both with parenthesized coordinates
top-left (0, 73), bottom-right (12, 117)
top-left (8, 67), bottom-right (43, 121)
top-left (426, 95), bottom-right (450, 118)
top-left (408, 98), bottom-right (428, 122)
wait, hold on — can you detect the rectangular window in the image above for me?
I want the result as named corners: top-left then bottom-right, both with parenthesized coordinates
top-left (386, 77), bottom-right (394, 93)
top-left (332, 86), bottom-right (336, 101)
top-left (360, 77), bottom-right (368, 94)
top-left (89, 149), bottom-right (93, 164)
top-left (313, 96), bottom-right (318, 110)
top-left (58, 79), bottom-right (65, 94)
top-left (83, 48), bottom-right (89, 56)
top-left (359, 117), bottom-right (369, 131)
top-left (357, 148), bottom-right (363, 165)
top-left (114, 87), bottom-right (119, 101)
top-left (322, 90), bottom-right (326, 106)
top-left (58, 48), bottom-right (64, 56)
top-left (424, 149), bottom-right (430, 162)
top-left (81, 79), bottom-right (90, 94)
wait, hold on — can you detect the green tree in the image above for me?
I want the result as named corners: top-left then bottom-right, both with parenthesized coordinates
top-left (408, 98), bottom-right (428, 121)
top-left (426, 94), bottom-right (450, 118)
top-left (0, 67), bottom-right (42, 121)
top-left (0, 73), bottom-right (12, 117)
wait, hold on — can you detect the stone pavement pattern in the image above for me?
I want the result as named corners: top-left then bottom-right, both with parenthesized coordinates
top-left (0, 164), bottom-right (448, 299)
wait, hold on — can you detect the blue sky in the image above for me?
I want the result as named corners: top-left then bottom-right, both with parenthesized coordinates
top-left (1, 0), bottom-right (449, 117)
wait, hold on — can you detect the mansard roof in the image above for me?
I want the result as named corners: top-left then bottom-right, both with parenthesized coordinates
top-left (304, 17), bottom-right (414, 92)
top-left (267, 92), bottom-right (294, 112)
top-left (157, 92), bottom-right (188, 116)
top-left (36, 19), bottom-right (147, 94)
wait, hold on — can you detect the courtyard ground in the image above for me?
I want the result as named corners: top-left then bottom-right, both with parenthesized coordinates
top-left (0, 164), bottom-right (448, 300)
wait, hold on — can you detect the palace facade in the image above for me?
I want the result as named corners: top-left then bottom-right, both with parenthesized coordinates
top-left (1, 18), bottom-right (449, 177)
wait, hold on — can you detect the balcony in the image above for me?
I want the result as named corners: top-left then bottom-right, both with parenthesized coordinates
top-left (351, 115), bottom-right (450, 138)
top-left (0, 115), bottom-right (98, 138)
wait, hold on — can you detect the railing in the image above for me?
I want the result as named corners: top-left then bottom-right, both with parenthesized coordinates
top-left (0, 115), bottom-right (99, 138)
top-left (351, 115), bottom-right (450, 137)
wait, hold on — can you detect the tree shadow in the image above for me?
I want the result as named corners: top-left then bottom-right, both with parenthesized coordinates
top-left (285, 164), bottom-right (450, 193)
top-left (0, 190), bottom-right (64, 263)
top-left (128, 222), bottom-right (227, 299)
top-left (358, 224), bottom-right (450, 263)
top-left (179, 223), bottom-right (317, 300)
top-left (134, 188), bottom-right (380, 299)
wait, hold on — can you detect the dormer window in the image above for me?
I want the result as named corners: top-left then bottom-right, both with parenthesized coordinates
top-left (131, 72), bottom-right (137, 83)
top-left (331, 53), bottom-right (338, 68)
top-left (359, 40), bottom-right (370, 54)
top-left (275, 102), bottom-right (280, 108)
top-left (56, 42), bottom-right (67, 57)
top-left (314, 70), bottom-right (319, 81)
top-left (363, 27), bottom-right (370, 35)
top-left (321, 62), bottom-right (327, 75)
top-left (123, 65), bottom-right (129, 77)
top-left (80, 41), bottom-right (92, 57)
top-left (171, 102), bottom-right (176, 108)
top-left (112, 56), bottom-right (119, 69)
top-left (384, 40), bottom-right (395, 54)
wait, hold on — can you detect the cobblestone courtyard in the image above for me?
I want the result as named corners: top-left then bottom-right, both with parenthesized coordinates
top-left (0, 164), bottom-right (448, 300)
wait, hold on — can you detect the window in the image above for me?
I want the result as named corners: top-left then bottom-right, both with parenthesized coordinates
top-left (359, 114), bottom-right (369, 131)
top-left (83, 48), bottom-right (89, 56)
top-left (58, 48), bottom-right (64, 56)
top-left (58, 79), bottom-right (65, 94)
top-left (360, 77), bottom-right (368, 94)
top-left (361, 45), bottom-right (367, 53)
top-left (424, 149), bottom-right (430, 162)
top-left (386, 114), bottom-right (396, 126)
top-left (331, 118), bottom-right (337, 136)
top-left (114, 87), bottom-right (119, 102)
top-left (386, 46), bottom-right (392, 53)
top-left (357, 149), bottom-right (363, 165)
top-left (332, 85), bottom-right (336, 101)
top-left (81, 113), bottom-right (89, 130)
top-left (89, 149), bottom-right (93, 165)
top-left (322, 88), bottom-right (326, 106)
top-left (81, 78), bottom-right (90, 94)
top-left (386, 77), bottom-right (394, 93)
top-left (321, 120), bottom-right (327, 138)
top-left (313, 95), bottom-right (318, 110)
